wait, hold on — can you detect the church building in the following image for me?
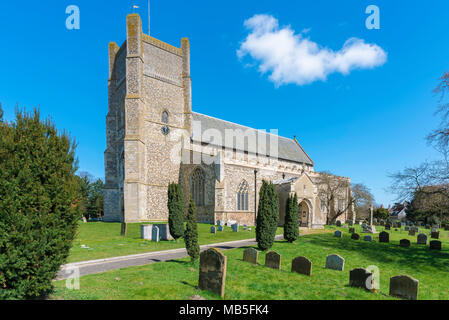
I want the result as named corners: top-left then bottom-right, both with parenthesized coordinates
top-left (103, 14), bottom-right (354, 228)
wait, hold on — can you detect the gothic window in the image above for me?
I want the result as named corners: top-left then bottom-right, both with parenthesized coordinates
top-left (162, 110), bottom-right (169, 124)
top-left (237, 180), bottom-right (249, 211)
top-left (191, 168), bottom-right (205, 206)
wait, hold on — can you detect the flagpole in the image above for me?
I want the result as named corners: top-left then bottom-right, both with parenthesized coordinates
top-left (148, 0), bottom-right (151, 35)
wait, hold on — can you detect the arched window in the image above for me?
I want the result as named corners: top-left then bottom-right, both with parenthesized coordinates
top-left (237, 180), bottom-right (249, 211)
top-left (161, 110), bottom-right (169, 124)
top-left (191, 168), bottom-right (205, 206)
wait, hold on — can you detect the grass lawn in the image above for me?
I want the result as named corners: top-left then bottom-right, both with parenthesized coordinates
top-left (52, 224), bottom-right (449, 300)
top-left (68, 222), bottom-right (285, 263)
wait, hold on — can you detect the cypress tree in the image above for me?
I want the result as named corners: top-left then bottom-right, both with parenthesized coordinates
top-left (185, 198), bottom-right (200, 261)
top-left (0, 108), bottom-right (82, 299)
top-left (284, 193), bottom-right (300, 243)
top-left (256, 181), bottom-right (279, 251)
top-left (168, 183), bottom-right (185, 241)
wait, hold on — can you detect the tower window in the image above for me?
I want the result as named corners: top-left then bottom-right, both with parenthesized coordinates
top-left (237, 180), bottom-right (249, 211)
top-left (190, 168), bottom-right (205, 206)
top-left (162, 110), bottom-right (169, 124)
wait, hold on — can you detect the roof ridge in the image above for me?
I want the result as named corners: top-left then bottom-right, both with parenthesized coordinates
top-left (192, 111), bottom-right (295, 142)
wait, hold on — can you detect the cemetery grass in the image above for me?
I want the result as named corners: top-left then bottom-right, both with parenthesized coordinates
top-left (67, 222), bottom-right (285, 263)
top-left (52, 225), bottom-right (449, 300)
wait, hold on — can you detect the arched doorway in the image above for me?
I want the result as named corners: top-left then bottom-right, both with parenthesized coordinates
top-left (299, 201), bottom-right (310, 227)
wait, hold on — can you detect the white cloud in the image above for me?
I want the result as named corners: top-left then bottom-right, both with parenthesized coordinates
top-left (237, 14), bottom-right (387, 86)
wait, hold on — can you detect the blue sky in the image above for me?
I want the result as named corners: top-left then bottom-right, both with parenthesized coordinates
top-left (0, 0), bottom-right (448, 206)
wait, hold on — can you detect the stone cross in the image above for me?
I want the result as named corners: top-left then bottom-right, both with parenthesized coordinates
top-left (198, 248), bottom-right (227, 298)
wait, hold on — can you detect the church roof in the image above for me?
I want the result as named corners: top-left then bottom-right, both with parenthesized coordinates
top-left (191, 112), bottom-right (314, 166)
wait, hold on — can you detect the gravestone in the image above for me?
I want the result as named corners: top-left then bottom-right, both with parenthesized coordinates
top-left (243, 248), bottom-right (258, 265)
top-left (265, 251), bottom-right (281, 270)
top-left (325, 254), bottom-right (345, 271)
top-left (216, 220), bottom-right (222, 226)
top-left (349, 268), bottom-right (374, 292)
top-left (431, 231), bottom-right (440, 239)
top-left (334, 230), bottom-right (343, 238)
top-left (231, 223), bottom-right (239, 232)
top-left (400, 239), bottom-right (411, 248)
top-left (336, 221), bottom-right (342, 227)
top-left (121, 223), bottom-right (127, 237)
top-left (154, 224), bottom-right (174, 241)
top-left (361, 223), bottom-right (367, 230)
top-left (408, 230), bottom-right (416, 236)
top-left (243, 224), bottom-right (248, 231)
top-left (405, 226), bottom-right (410, 232)
top-left (348, 221), bottom-right (354, 227)
top-left (389, 275), bottom-right (419, 300)
top-left (218, 225), bottom-right (224, 232)
top-left (141, 224), bottom-right (152, 240)
top-left (430, 240), bottom-right (442, 251)
top-left (211, 226), bottom-right (217, 234)
top-left (379, 231), bottom-right (390, 243)
top-left (291, 256), bottom-right (312, 276)
top-left (343, 225), bottom-right (348, 229)
top-left (351, 233), bottom-right (360, 240)
top-left (349, 228), bottom-right (355, 234)
top-left (445, 226), bottom-right (449, 231)
top-left (385, 224), bottom-right (391, 231)
top-left (152, 226), bottom-right (160, 242)
top-left (198, 248), bottom-right (227, 298)
top-left (417, 234), bottom-right (427, 245)
top-left (364, 235), bottom-right (373, 242)
top-left (380, 220), bottom-right (385, 226)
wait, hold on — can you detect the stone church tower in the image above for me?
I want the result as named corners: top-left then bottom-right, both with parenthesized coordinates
top-left (104, 14), bottom-right (192, 222)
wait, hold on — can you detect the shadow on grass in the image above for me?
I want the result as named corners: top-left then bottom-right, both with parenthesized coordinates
top-left (306, 233), bottom-right (449, 269)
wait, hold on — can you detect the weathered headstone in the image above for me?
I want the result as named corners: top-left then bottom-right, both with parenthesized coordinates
top-left (243, 224), bottom-right (248, 231)
top-left (265, 251), bottom-right (281, 270)
top-left (379, 231), bottom-right (389, 243)
top-left (405, 226), bottom-right (410, 231)
top-left (408, 230), bottom-right (416, 236)
top-left (400, 239), bottom-right (411, 248)
top-left (141, 224), bottom-right (152, 240)
top-left (325, 254), bottom-right (345, 271)
top-left (445, 226), bottom-right (449, 231)
top-left (417, 233), bottom-right (427, 245)
top-left (380, 220), bottom-right (385, 226)
top-left (334, 230), bottom-right (343, 238)
top-left (389, 275), bottom-right (419, 300)
top-left (351, 233), bottom-right (360, 240)
top-left (364, 235), bottom-right (373, 242)
top-left (198, 248), bottom-right (227, 298)
top-left (231, 223), bottom-right (239, 232)
top-left (218, 225), bottom-right (224, 232)
top-left (348, 221), bottom-right (354, 227)
top-left (216, 220), bottom-right (222, 226)
top-left (336, 221), bottom-right (342, 227)
top-left (121, 222), bottom-right (127, 237)
top-left (349, 227), bottom-right (355, 234)
top-left (385, 224), bottom-right (391, 231)
top-left (291, 256), bottom-right (312, 276)
top-left (243, 248), bottom-right (258, 265)
top-left (431, 231), bottom-right (440, 239)
top-left (211, 226), bottom-right (217, 234)
top-left (152, 226), bottom-right (160, 242)
top-left (349, 268), bottom-right (374, 292)
top-left (430, 240), bottom-right (442, 251)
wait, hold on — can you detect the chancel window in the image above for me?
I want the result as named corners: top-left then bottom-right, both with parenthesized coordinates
top-left (162, 110), bottom-right (169, 124)
top-left (237, 180), bottom-right (249, 211)
top-left (191, 168), bottom-right (205, 206)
